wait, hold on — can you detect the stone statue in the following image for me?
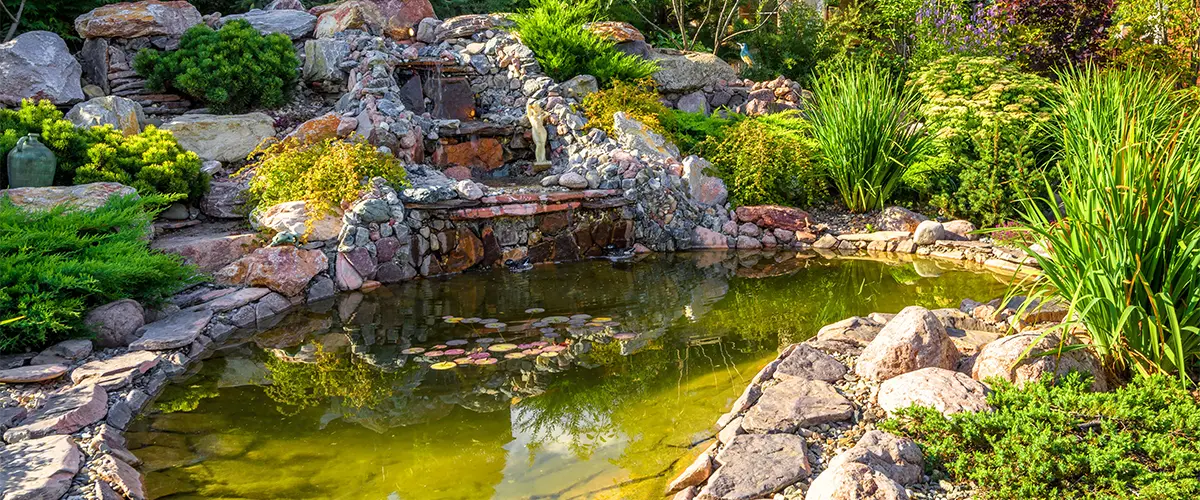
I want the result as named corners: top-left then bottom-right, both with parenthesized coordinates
top-left (526, 100), bottom-right (551, 170)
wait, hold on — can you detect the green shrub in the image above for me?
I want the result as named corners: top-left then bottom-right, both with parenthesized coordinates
top-left (511, 0), bottom-right (657, 87)
top-left (808, 60), bottom-right (928, 212)
top-left (241, 137), bottom-right (408, 237)
top-left (0, 194), bottom-right (200, 353)
top-left (431, 0), bottom-right (527, 17)
top-left (737, 5), bottom-right (834, 86)
top-left (905, 56), bottom-right (1058, 226)
top-left (134, 19), bottom-right (299, 114)
top-left (581, 79), bottom-right (672, 139)
top-left (0, 100), bottom-right (208, 202)
top-left (698, 112), bottom-right (825, 208)
top-left (883, 372), bottom-right (1200, 499)
top-left (659, 109), bottom-right (741, 155)
top-left (820, 0), bottom-right (923, 79)
top-left (1015, 67), bottom-right (1200, 381)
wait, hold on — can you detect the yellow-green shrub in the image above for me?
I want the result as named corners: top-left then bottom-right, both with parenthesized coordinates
top-left (240, 137), bottom-right (409, 233)
top-left (582, 79), bottom-right (672, 139)
top-left (698, 112), bottom-right (826, 207)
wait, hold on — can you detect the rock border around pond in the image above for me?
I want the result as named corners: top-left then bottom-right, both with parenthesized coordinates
top-left (666, 298), bottom-right (1094, 500)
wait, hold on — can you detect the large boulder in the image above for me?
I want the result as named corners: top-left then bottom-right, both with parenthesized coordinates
top-left (66, 96), bottom-right (146, 136)
top-left (698, 434), bottom-right (811, 500)
top-left (972, 331), bottom-right (1107, 391)
top-left (855, 306), bottom-right (960, 382)
top-left (877, 206), bottom-right (928, 232)
top-left (649, 49), bottom-right (738, 93)
top-left (313, 0), bottom-right (432, 40)
top-left (84, 299), bottom-right (146, 348)
top-left (805, 431), bottom-right (924, 500)
top-left (682, 156), bottom-right (728, 207)
top-left (218, 8), bottom-right (318, 39)
top-left (74, 0), bottom-right (202, 39)
top-left (302, 39), bottom-right (352, 83)
top-left (0, 435), bottom-right (83, 500)
top-left (876, 367), bottom-right (991, 417)
top-left (742, 378), bottom-right (854, 434)
top-left (912, 220), bottom-right (945, 246)
top-left (0, 31), bottom-right (84, 106)
top-left (216, 246), bottom-right (329, 297)
top-left (735, 205), bottom-right (810, 231)
top-left (252, 201), bottom-right (343, 242)
top-left (0, 183), bottom-right (137, 212)
top-left (200, 177), bottom-right (250, 219)
top-left (161, 113), bottom-right (277, 163)
top-left (584, 21), bottom-right (645, 42)
top-left (613, 112), bottom-right (680, 162)
top-left (151, 226), bottom-right (259, 273)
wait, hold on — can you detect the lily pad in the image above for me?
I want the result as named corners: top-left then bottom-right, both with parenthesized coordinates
top-left (543, 345), bottom-right (568, 353)
top-left (543, 316), bottom-right (570, 324)
top-left (453, 357), bottom-right (472, 364)
top-left (504, 352), bottom-right (527, 359)
top-left (444, 348), bottom-right (466, 356)
top-left (425, 350), bottom-right (446, 357)
top-left (468, 352), bottom-right (490, 360)
top-left (525, 308), bottom-right (546, 314)
top-left (604, 321), bottom-right (620, 327)
top-left (431, 362), bottom-right (456, 370)
top-left (475, 358), bottom-right (498, 365)
top-left (488, 343), bottom-right (518, 353)
top-left (484, 322), bottom-right (507, 329)
top-left (593, 317), bottom-right (613, 322)
top-left (585, 322), bottom-right (604, 327)
top-left (522, 348), bottom-right (542, 356)
top-left (446, 340), bottom-right (468, 346)
top-left (570, 314), bottom-right (592, 320)
top-left (476, 338), bottom-right (495, 344)
top-left (539, 351), bottom-right (560, 358)
top-left (530, 341), bottom-right (548, 347)
top-left (444, 317), bottom-right (463, 324)
top-left (463, 317), bottom-right (482, 324)
top-left (543, 332), bottom-right (560, 339)
top-left (400, 347), bottom-right (426, 355)
top-left (432, 344), bottom-right (448, 350)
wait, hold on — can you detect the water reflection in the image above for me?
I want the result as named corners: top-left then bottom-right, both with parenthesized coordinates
top-left (134, 250), bottom-right (1011, 500)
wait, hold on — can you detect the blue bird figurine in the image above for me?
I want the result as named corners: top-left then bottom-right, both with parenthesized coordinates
top-left (738, 42), bottom-right (755, 68)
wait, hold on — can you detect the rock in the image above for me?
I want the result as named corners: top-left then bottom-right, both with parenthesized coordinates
top-left (94, 453), bottom-right (145, 500)
top-left (30, 339), bottom-right (92, 366)
top-left (972, 331), bottom-right (1107, 391)
top-left (942, 220), bottom-right (977, 240)
top-left (434, 13), bottom-right (509, 41)
top-left (335, 252), bottom-right (364, 291)
top-left (218, 8), bottom-right (317, 39)
top-left (74, 0), bottom-right (202, 39)
top-left (302, 39), bottom-right (351, 83)
top-left (877, 206), bottom-right (928, 232)
top-left (561, 75), bottom-right (599, 99)
top-left (650, 49), bottom-right (738, 93)
top-left (665, 447), bottom-right (713, 495)
top-left (200, 178), bottom-right (249, 218)
top-left (216, 246), bottom-right (329, 297)
top-left (812, 234), bottom-right (838, 250)
top-left (698, 434), bottom-right (810, 500)
top-left (912, 220), bottom-right (945, 246)
top-left (436, 138), bottom-right (503, 170)
top-left (151, 228), bottom-right (259, 274)
top-left (855, 306), bottom-right (959, 381)
top-left (0, 182), bottom-right (136, 212)
top-left (682, 156), bottom-right (727, 206)
top-left (742, 378), bottom-right (853, 433)
top-left (442, 227), bottom-right (484, 273)
top-left (0, 31), bottom-right (84, 106)
top-left (314, 0), bottom-right (432, 40)
top-left (66, 96), bottom-right (146, 136)
top-left (558, 172), bottom-right (588, 189)
top-left (0, 435), bottom-right (83, 500)
top-left (285, 112), bottom-right (348, 144)
top-left (266, 0), bottom-right (306, 9)
top-left (676, 91), bottom-right (709, 115)
top-left (193, 432), bottom-right (255, 458)
top-left (197, 287), bottom-right (270, 312)
top-left (4, 384), bottom-right (108, 442)
top-left (805, 462), bottom-right (908, 500)
top-left (773, 344), bottom-right (847, 382)
top-left (584, 21), bottom-right (645, 42)
top-left (161, 113), bottom-right (277, 163)
top-left (877, 367), bottom-right (991, 417)
top-left (614, 112), bottom-right (680, 162)
top-left (692, 226), bottom-right (728, 249)
top-left (0, 364), bottom-right (69, 383)
top-left (735, 235), bottom-right (762, 249)
top-left (130, 308), bottom-right (213, 350)
top-left (72, 351), bottom-right (160, 385)
top-left (453, 180), bottom-right (484, 200)
top-left (735, 205), bottom-right (810, 231)
top-left (830, 430), bottom-right (924, 485)
top-left (253, 201), bottom-right (342, 241)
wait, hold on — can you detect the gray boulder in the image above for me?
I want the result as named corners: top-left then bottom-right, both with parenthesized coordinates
top-left (649, 49), bottom-right (737, 93)
top-left (614, 112), bottom-right (680, 162)
top-left (560, 74), bottom-right (599, 100)
top-left (302, 38), bottom-right (351, 83)
top-left (219, 9), bottom-right (317, 40)
top-left (0, 31), bottom-right (84, 106)
top-left (161, 113), bottom-right (277, 162)
top-left (85, 299), bottom-right (145, 348)
top-left (66, 96), bottom-right (146, 136)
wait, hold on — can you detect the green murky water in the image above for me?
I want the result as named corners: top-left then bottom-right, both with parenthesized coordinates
top-left (132, 251), bottom-right (1010, 500)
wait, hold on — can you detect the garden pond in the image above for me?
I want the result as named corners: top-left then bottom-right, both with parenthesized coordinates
top-left (131, 251), bottom-right (1010, 500)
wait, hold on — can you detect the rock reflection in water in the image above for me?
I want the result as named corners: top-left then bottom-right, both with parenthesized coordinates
top-left (133, 250), bottom-right (1010, 500)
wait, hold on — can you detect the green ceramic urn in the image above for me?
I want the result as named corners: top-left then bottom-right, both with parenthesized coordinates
top-left (6, 133), bottom-right (57, 188)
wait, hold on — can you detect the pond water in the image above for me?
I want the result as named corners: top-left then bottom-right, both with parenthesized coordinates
top-left (132, 251), bottom-right (1010, 500)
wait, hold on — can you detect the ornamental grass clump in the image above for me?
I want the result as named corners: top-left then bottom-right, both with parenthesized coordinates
top-left (1017, 67), bottom-right (1200, 382)
top-left (808, 60), bottom-right (929, 212)
top-left (0, 195), bottom-right (200, 353)
top-left (240, 137), bottom-right (409, 236)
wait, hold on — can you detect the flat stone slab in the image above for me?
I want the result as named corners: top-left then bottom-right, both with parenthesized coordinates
top-left (698, 434), bottom-right (810, 500)
top-left (71, 351), bottom-right (161, 384)
top-left (194, 287), bottom-right (270, 312)
top-left (742, 378), bottom-right (853, 434)
top-left (130, 308), bottom-right (213, 351)
top-left (773, 344), bottom-right (847, 383)
top-left (877, 367), bottom-right (992, 417)
top-left (0, 434), bottom-right (83, 500)
top-left (4, 383), bottom-right (107, 442)
top-left (0, 364), bottom-right (69, 383)
top-left (837, 231), bottom-right (911, 242)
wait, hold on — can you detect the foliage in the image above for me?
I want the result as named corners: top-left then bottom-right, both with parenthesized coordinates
top-left (905, 56), bottom-right (1058, 226)
top-left (431, 0), bottom-right (527, 17)
top-left (992, 0), bottom-right (1115, 73)
top-left (0, 0), bottom-right (115, 45)
top-left (0, 100), bottom-right (208, 202)
top-left (697, 112), bottom-right (825, 207)
top-left (241, 137), bottom-right (408, 236)
top-left (821, 0), bottom-right (923, 79)
top-left (1106, 0), bottom-right (1200, 84)
top-left (737, 5), bottom-right (834, 86)
top-left (262, 345), bottom-right (399, 415)
top-left (911, 0), bottom-right (1008, 68)
top-left (659, 109), bottom-right (741, 155)
top-left (883, 373), bottom-right (1200, 499)
top-left (1016, 67), bottom-right (1200, 381)
top-left (510, 0), bottom-right (657, 87)
top-left (0, 194), bottom-right (200, 353)
top-left (581, 78), bottom-right (672, 139)
top-left (808, 60), bottom-right (929, 212)
top-left (134, 20), bottom-right (299, 114)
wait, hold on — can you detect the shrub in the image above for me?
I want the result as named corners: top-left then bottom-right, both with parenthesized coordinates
top-left (1017, 67), bottom-right (1200, 381)
top-left (659, 109), bottom-right (742, 155)
top-left (0, 194), bottom-right (200, 353)
top-left (808, 60), bottom-right (929, 212)
top-left (134, 19), bottom-right (299, 114)
top-left (241, 137), bottom-right (409, 236)
top-left (431, 0), bottom-right (528, 17)
top-left (737, 5), bottom-right (834, 86)
top-left (821, 0), bottom-right (923, 79)
top-left (883, 373), bottom-right (1200, 499)
top-left (992, 0), bottom-right (1115, 73)
top-left (1106, 0), bottom-right (1200, 83)
top-left (581, 79), bottom-right (672, 139)
top-left (698, 112), bottom-right (825, 207)
top-left (510, 0), bottom-right (657, 87)
top-left (0, 100), bottom-right (208, 202)
top-left (905, 56), bottom-right (1058, 226)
